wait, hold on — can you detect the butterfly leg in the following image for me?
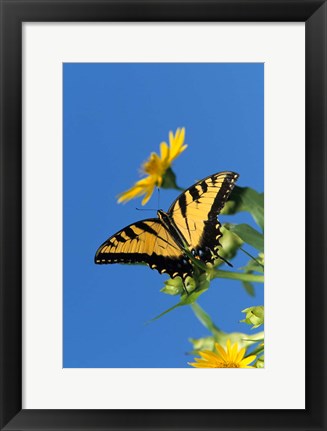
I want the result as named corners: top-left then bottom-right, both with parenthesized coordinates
top-left (181, 279), bottom-right (189, 295)
top-left (217, 255), bottom-right (233, 267)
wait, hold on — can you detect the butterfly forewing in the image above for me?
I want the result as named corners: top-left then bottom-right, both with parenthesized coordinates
top-left (168, 171), bottom-right (239, 263)
top-left (95, 219), bottom-right (193, 279)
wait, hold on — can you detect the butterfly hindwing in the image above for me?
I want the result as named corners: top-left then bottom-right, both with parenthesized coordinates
top-left (168, 171), bottom-right (239, 263)
top-left (95, 219), bottom-right (193, 279)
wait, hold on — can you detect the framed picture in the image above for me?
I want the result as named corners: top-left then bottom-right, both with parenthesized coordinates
top-left (0, 0), bottom-right (326, 430)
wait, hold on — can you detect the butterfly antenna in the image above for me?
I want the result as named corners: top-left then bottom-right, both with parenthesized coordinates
top-left (157, 187), bottom-right (160, 210)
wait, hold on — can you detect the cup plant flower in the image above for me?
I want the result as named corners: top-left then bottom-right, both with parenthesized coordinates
top-left (188, 339), bottom-right (257, 368)
top-left (117, 127), bottom-right (187, 205)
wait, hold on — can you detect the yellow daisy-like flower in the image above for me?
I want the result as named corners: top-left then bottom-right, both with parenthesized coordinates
top-left (189, 339), bottom-right (257, 368)
top-left (117, 127), bottom-right (187, 205)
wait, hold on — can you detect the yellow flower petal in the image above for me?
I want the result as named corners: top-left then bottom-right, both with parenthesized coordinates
top-left (141, 184), bottom-right (156, 205)
top-left (199, 351), bottom-right (220, 362)
top-left (117, 176), bottom-right (156, 204)
top-left (169, 130), bottom-right (175, 144)
top-left (229, 342), bottom-right (239, 362)
top-left (226, 339), bottom-right (232, 354)
top-left (160, 141), bottom-right (170, 163)
top-left (239, 355), bottom-right (257, 367)
top-left (172, 127), bottom-right (184, 147)
top-left (235, 347), bottom-right (246, 363)
top-left (215, 343), bottom-right (228, 362)
top-left (117, 186), bottom-right (144, 203)
top-left (168, 127), bottom-right (187, 162)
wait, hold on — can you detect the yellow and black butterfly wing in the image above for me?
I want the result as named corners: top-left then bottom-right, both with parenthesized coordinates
top-left (95, 218), bottom-right (193, 279)
top-left (168, 171), bottom-right (239, 264)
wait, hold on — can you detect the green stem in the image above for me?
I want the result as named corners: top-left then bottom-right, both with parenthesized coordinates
top-left (245, 346), bottom-right (264, 358)
top-left (211, 269), bottom-right (264, 283)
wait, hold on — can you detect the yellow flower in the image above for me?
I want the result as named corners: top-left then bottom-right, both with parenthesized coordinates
top-left (117, 127), bottom-right (187, 205)
top-left (188, 339), bottom-right (256, 368)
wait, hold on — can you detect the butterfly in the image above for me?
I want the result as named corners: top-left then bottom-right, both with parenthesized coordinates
top-left (95, 171), bottom-right (239, 281)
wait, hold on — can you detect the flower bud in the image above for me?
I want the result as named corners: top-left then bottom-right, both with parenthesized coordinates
top-left (240, 306), bottom-right (264, 329)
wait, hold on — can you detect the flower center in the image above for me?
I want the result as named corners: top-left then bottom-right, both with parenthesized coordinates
top-left (142, 154), bottom-right (165, 176)
top-left (219, 362), bottom-right (240, 368)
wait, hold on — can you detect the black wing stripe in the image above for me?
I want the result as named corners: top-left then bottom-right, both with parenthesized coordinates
top-left (208, 178), bottom-right (236, 219)
top-left (178, 193), bottom-right (187, 219)
top-left (136, 221), bottom-right (158, 236)
top-left (124, 226), bottom-right (138, 240)
top-left (211, 174), bottom-right (217, 185)
top-left (199, 180), bottom-right (208, 193)
top-left (115, 233), bottom-right (127, 243)
top-left (189, 185), bottom-right (201, 201)
top-left (177, 188), bottom-right (193, 241)
top-left (176, 176), bottom-right (237, 212)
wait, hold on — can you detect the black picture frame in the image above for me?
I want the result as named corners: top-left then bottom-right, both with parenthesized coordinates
top-left (1, 1), bottom-right (326, 430)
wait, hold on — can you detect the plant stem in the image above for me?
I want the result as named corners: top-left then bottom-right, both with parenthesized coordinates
top-left (245, 346), bottom-right (264, 358)
top-left (211, 269), bottom-right (264, 283)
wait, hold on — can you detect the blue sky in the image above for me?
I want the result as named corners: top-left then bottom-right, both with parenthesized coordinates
top-left (63, 63), bottom-right (264, 368)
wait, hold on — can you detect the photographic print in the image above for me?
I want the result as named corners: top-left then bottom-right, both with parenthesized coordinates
top-left (63, 63), bottom-right (264, 368)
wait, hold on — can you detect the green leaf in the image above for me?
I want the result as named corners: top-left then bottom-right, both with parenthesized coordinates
top-left (149, 276), bottom-right (209, 322)
top-left (146, 302), bottom-right (183, 323)
top-left (211, 268), bottom-right (264, 284)
top-left (161, 167), bottom-right (181, 190)
top-left (190, 303), bottom-right (221, 334)
top-left (222, 186), bottom-right (264, 231)
top-left (241, 253), bottom-right (264, 274)
top-left (242, 281), bottom-right (255, 296)
top-left (226, 223), bottom-right (264, 252)
top-left (180, 287), bottom-right (209, 305)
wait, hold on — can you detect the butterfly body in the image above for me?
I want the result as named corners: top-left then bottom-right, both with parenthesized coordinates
top-left (157, 209), bottom-right (189, 250)
top-left (95, 171), bottom-right (239, 281)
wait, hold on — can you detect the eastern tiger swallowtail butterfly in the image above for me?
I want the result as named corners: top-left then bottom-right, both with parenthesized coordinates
top-left (95, 171), bottom-right (239, 281)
